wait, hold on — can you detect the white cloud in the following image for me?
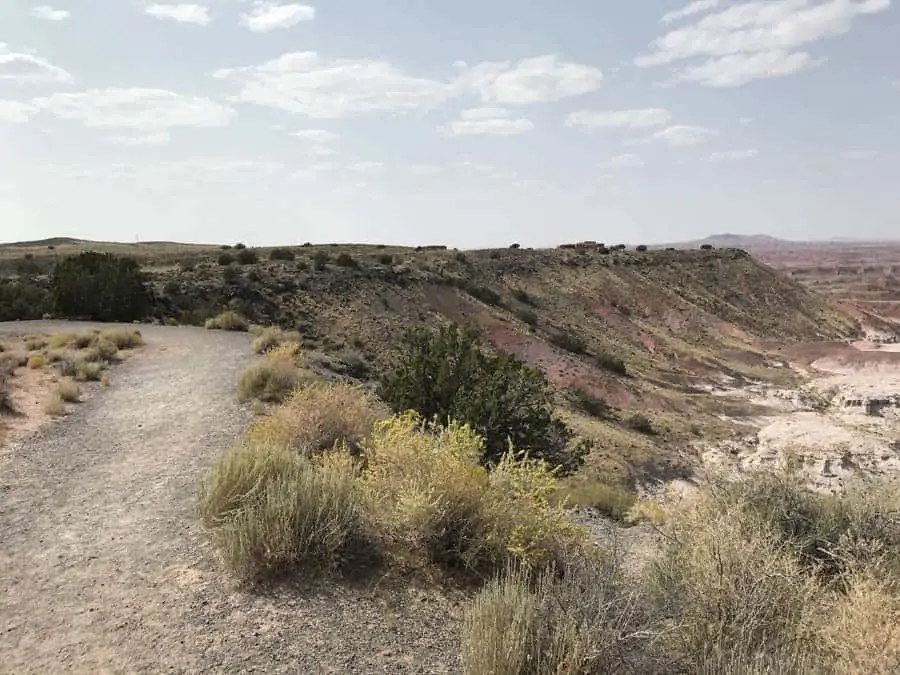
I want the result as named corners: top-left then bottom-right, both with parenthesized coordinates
top-left (708, 148), bottom-right (758, 161)
top-left (637, 0), bottom-right (889, 86)
top-left (107, 132), bottom-right (171, 146)
top-left (0, 100), bottom-right (37, 123)
top-left (289, 128), bottom-right (339, 143)
top-left (636, 124), bottom-right (719, 147)
top-left (30, 6), bottom-right (70, 21)
top-left (597, 153), bottom-right (645, 169)
top-left (565, 108), bottom-right (671, 131)
top-left (678, 50), bottom-right (820, 87)
top-left (457, 55), bottom-right (603, 105)
top-left (443, 107), bottom-right (534, 136)
top-left (144, 4), bottom-right (212, 26)
top-left (346, 161), bottom-right (384, 173)
top-left (240, 2), bottom-right (315, 32)
top-left (214, 52), bottom-right (451, 118)
top-left (738, 116), bottom-right (753, 124)
top-left (841, 149), bottom-right (878, 159)
top-left (307, 144), bottom-right (335, 157)
top-left (32, 88), bottom-right (235, 132)
top-left (661, 0), bottom-right (719, 24)
top-left (0, 44), bottom-right (73, 85)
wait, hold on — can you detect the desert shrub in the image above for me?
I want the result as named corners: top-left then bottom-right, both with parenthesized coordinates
top-left (511, 288), bottom-right (536, 306)
top-left (514, 308), bottom-right (538, 328)
top-left (312, 251), bottom-right (329, 270)
top-left (198, 441), bottom-right (365, 580)
top-left (100, 329), bottom-right (143, 349)
top-left (361, 413), bottom-right (586, 573)
top-left (328, 350), bottom-right (370, 379)
top-left (205, 310), bottom-right (249, 332)
top-left (626, 413), bottom-right (656, 435)
top-left (0, 375), bottom-right (13, 414)
top-left (548, 329), bottom-right (587, 355)
top-left (251, 327), bottom-right (300, 354)
top-left (56, 378), bottom-right (80, 403)
top-left (269, 247), bottom-right (295, 262)
top-left (218, 252), bottom-right (235, 266)
top-left (509, 242), bottom-right (520, 249)
top-left (44, 392), bottom-right (66, 417)
top-left (74, 360), bottom-right (103, 381)
top-left (73, 331), bottom-right (98, 349)
top-left (27, 354), bottom-right (45, 370)
top-left (237, 345), bottom-right (310, 402)
top-left (635, 244), bottom-right (648, 252)
top-left (569, 388), bottom-right (613, 419)
top-left (376, 253), bottom-right (393, 265)
top-left (560, 482), bottom-right (636, 521)
top-left (24, 335), bottom-right (49, 351)
top-left (234, 242), bottom-right (246, 250)
top-left (50, 252), bottom-right (152, 322)
top-left (236, 248), bottom-right (259, 265)
top-left (378, 323), bottom-right (588, 474)
top-left (334, 252), bottom-right (358, 268)
top-left (464, 283), bottom-right (501, 306)
top-left (700, 243), bottom-right (714, 250)
top-left (652, 486), bottom-right (823, 669)
top-left (454, 252), bottom-right (467, 263)
top-left (594, 350), bottom-right (628, 376)
top-left (94, 338), bottom-right (120, 362)
top-left (461, 557), bottom-right (654, 675)
top-left (709, 467), bottom-right (900, 581)
top-left (246, 381), bottom-right (386, 456)
top-left (0, 279), bottom-right (50, 321)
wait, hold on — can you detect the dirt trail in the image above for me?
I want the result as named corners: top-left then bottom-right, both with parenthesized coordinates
top-left (0, 322), bottom-right (459, 674)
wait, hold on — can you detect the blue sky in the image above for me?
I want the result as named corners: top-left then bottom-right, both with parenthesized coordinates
top-left (1, 0), bottom-right (898, 247)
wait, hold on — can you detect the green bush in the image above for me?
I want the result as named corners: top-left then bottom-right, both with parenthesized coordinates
top-left (594, 350), bottom-right (628, 376)
top-left (269, 247), bottom-right (295, 261)
top-left (378, 323), bottom-right (588, 474)
top-left (334, 252), bottom-right (358, 268)
top-left (218, 252), bottom-right (235, 266)
top-left (0, 279), bottom-right (50, 321)
top-left (236, 248), bottom-right (259, 265)
top-left (548, 328), bottom-right (587, 355)
top-left (626, 413), bottom-right (656, 435)
top-left (569, 388), bottom-right (613, 419)
top-left (50, 252), bottom-right (152, 322)
top-left (313, 251), bottom-right (329, 270)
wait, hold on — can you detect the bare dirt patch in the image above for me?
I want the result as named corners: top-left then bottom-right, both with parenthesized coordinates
top-left (703, 339), bottom-right (900, 492)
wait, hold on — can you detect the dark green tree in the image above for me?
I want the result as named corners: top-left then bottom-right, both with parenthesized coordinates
top-left (50, 252), bottom-right (152, 322)
top-left (378, 323), bottom-right (588, 474)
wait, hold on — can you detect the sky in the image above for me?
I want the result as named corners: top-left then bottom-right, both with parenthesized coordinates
top-left (1, 0), bottom-right (899, 248)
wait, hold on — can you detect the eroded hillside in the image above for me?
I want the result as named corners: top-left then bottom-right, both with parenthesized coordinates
top-left (1, 241), bottom-right (860, 486)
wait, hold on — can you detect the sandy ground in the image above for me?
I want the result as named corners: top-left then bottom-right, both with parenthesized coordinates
top-left (0, 321), bottom-right (461, 674)
top-left (702, 338), bottom-right (900, 491)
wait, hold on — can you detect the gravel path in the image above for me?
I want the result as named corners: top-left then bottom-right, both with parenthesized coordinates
top-left (0, 321), bottom-right (461, 674)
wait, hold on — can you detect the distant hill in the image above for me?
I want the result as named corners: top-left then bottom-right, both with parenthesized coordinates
top-left (0, 237), bottom-right (88, 248)
top-left (662, 234), bottom-right (796, 250)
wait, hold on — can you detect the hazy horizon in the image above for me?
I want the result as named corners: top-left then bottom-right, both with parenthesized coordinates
top-left (2, 1), bottom-right (899, 247)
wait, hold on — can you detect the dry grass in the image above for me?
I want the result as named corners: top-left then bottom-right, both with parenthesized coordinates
top-left (56, 378), bottom-right (80, 403)
top-left (100, 329), bottom-right (143, 349)
top-left (23, 335), bottom-right (49, 351)
top-left (245, 381), bottom-right (387, 455)
top-left (237, 344), bottom-right (311, 403)
top-left (0, 351), bottom-right (27, 373)
top-left (75, 360), bottom-right (103, 381)
top-left (73, 331), bottom-right (98, 349)
top-left (556, 481), bottom-right (636, 522)
top-left (251, 327), bottom-right (300, 354)
top-left (0, 374), bottom-right (13, 414)
top-left (197, 441), bottom-right (365, 580)
top-left (94, 338), bottom-right (120, 362)
top-left (205, 310), bottom-right (249, 332)
top-left (362, 413), bottom-right (587, 573)
top-left (26, 354), bottom-right (45, 370)
top-left (43, 392), bottom-right (67, 417)
top-left (461, 556), bottom-right (653, 675)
